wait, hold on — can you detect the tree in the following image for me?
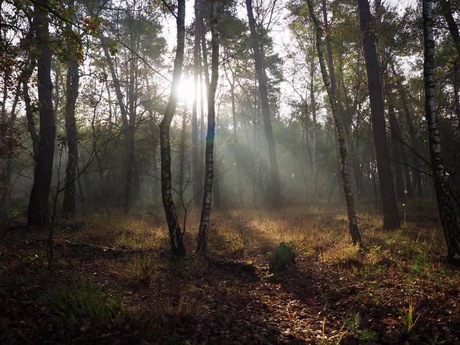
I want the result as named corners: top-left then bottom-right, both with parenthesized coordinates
top-left (62, 0), bottom-right (81, 218)
top-left (196, 1), bottom-right (220, 256)
top-left (160, 0), bottom-right (186, 258)
top-left (306, 0), bottom-right (361, 246)
top-left (0, 11), bottom-right (29, 214)
top-left (28, 0), bottom-right (56, 226)
top-left (246, 0), bottom-right (281, 208)
top-left (356, 0), bottom-right (400, 230)
top-left (423, 0), bottom-right (460, 266)
top-left (388, 103), bottom-right (405, 203)
top-left (439, 0), bottom-right (460, 55)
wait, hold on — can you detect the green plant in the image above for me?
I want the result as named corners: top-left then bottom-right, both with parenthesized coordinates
top-left (47, 280), bottom-right (122, 330)
top-left (269, 242), bottom-right (296, 273)
top-left (318, 318), bottom-right (347, 345)
top-left (136, 295), bottom-right (197, 336)
top-left (404, 299), bottom-right (419, 336)
top-left (412, 250), bottom-right (431, 275)
top-left (345, 312), bottom-right (377, 342)
top-left (108, 254), bottom-right (157, 286)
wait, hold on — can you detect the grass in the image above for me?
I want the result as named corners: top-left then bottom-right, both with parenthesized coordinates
top-left (0, 205), bottom-right (458, 344)
top-left (46, 279), bottom-right (123, 330)
top-left (106, 253), bottom-right (158, 287)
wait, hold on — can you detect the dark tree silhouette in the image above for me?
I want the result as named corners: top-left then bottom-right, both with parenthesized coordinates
top-left (246, 0), bottom-right (281, 208)
top-left (356, 0), bottom-right (400, 230)
top-left (28, 0), bottom-right (56, 226)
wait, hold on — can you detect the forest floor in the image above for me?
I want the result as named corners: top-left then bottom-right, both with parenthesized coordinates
top-left (1, 204), bottom-right (460, 344)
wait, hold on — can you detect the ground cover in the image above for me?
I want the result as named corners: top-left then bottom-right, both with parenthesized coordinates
top-left (1, 205), bottom-right (459, 344)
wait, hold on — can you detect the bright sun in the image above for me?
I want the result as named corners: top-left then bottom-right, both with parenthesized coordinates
top-left (176, 76), bottom-right (198, 106)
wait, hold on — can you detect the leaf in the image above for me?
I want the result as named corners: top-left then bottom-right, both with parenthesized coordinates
top-left (382, 318), bottom-right (398, 326)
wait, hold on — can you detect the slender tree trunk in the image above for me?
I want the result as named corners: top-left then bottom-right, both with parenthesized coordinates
top-left (440, 0), bottom-right (460, 55)
top-left (160, 0), bottom-right (186, 258)
top-left (63, 0), bottom-right (80, 217)
top-left (246, 0), bottom-right (281, 208)
top-left (394, 72), bottom-right (424, 199)
top-left (394, 105), bottom-right (414, 199)
top-left (307, 0), bottom-right (361, 245)
top-left (178, 107), bottom-right (187, 196)
top-left (224, 65), bottom-right (243, 205)
top-left (124, 50), bottom-right (139, 213)
top-left (423, 0), bottom-right (460, 266)
top-left (197, 1), bottom-right (219, 256)
top-left (253, 98), bottom-right (262, 207)
top-left (388, 104), bottom-right (405, 203)
top-left (1, 57), bottom-right (30, 213)
top-left (357, 0), bottom-right (400, 230)
top-left (309, 50), bottom-right (319, 199)
top-left (439, 0), bottom-right (460, 134)
top-left (28, 0), bottom-right (56, 227)
top-left (192, 0), bottom-right (202, 207)
top-left (100, 35), bottom-right (135, 214)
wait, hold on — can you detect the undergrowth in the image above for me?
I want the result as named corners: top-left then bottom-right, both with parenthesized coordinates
top-left (0, 206), bottom-right (458, 344)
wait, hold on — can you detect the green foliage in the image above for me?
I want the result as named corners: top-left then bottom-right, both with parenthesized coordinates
top-left (46, 280), bottom-right (122, 330)
top-left (403, 299), bottom-right (419, 337)
top-left (269, 242), bottom-right (296, 273)
top-left (345, 312), bottom-right (377, 342)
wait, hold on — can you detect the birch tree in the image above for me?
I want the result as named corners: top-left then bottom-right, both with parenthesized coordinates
top-left (160, 0), bottom-right (186, 258)
top-left (196, 0), bottom-right (220, 256)
top-left (423, 0), bottom-right (460, 266)
top-left (306, 0), bottom-right (361, 245)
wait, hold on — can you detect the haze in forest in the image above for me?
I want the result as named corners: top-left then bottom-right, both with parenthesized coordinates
top-left (1, 0), bottom-right (460, 343)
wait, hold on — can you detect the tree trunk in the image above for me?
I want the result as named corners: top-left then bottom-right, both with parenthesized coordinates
top-left (388, 104), bottom-right (405, 203)
top-left (440, 0), bottom-right (460, 55)
top-left (192, 0), bottom-right (202, 207)
top-left (307, 0), bottom-right (362, 246)
top-left (28, 0), bottom-right (56, 227)
top-left (394, 71), bottom-right (424, 199)
top-left (423, 0), bottom-right (460, 266)
top-left (63, 0), bottom-right (80, 217)
top-left (160, 0), bottom-right (186, 258)
top-left (178, 107), bottom-right (187, 196)
top-left (357, 0), bottom-right (400, 230)
top-left (1, 55), bottom-right (31, 213)
top-left (224, 65), bottom-right (243, 205)
top-left (124, 43), bottom-right (139, 213)
top-left (100, 35), bottom-right (135, 214)
top-left (196, 1), bottom-right (219, 256)
top-left (439, 0), bottom-right (460, 134)
top-left (246, 0), bottom-right (281, 208)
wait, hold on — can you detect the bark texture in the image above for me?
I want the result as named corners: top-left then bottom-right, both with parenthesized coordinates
top-left (63, 0), bottom-right (80, 217)
top-left (28, 0), bottom-right (56, 227)
top-left (388, 105), bottom-right (405, 203)
top-left (423, 0), bottom-right (460, 266)
top-left (357, 0), bottom-right (400, 230)
top-left (196, 1), bottom-right (220, 256)
top-left (192, 0), bottom-right (202, 207)
top-left (160, 0), bottom-right (186, 258)
top-left (307, 0), bottom-right (362, 245)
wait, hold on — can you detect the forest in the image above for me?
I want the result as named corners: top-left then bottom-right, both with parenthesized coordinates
top-left (1, 0), bottom-right (460, 343)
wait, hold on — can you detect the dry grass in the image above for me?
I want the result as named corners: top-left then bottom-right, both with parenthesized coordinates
top-left (1, 204), bottom-right (457, 344)
top-left (106, 253), bottom-right (158, 287)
